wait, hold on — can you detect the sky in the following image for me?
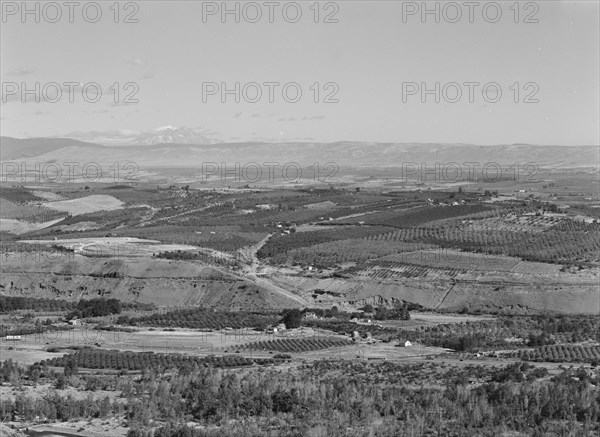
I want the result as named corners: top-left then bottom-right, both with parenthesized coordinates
top-left (1, 0), bottom-right (599, 145)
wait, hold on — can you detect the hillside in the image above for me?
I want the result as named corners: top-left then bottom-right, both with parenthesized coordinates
top-left (2, 137), bottom-right (598, 169)
top-left (0, 255), bottom-right (304, 310)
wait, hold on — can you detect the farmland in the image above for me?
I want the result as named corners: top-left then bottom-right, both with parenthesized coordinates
top-left (510, 345), bottom-right (600, 363)
top-left (398, 314), bottom-right (600, 353)
top-left (1, 174), bottom-right (599, 436)
top-left (0, 198), bottom-right (66, 222)
top-left (39, 349), bottom-right (282, 371)
top-left (363, 221), bottom-right (600, 264)
top-left (2, 182), bottom-right (599, 315)
top-left (42, 194), bottom-right (125, 215)
top-left (118, 308), bottom-right (279, 330)
top-left (239, 337), bottom-right (354, 353)
top-left (17, 237), bottom-right (199, 258)
top-left (333, 203), bottom-right (496, 227)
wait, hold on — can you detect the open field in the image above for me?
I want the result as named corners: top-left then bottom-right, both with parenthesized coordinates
top-left (378, 312), bottom-right (496, 329)
top-left (0, 325), bottom-right (448, 367)
top-left (0, 218), bottom-right (66, 235)
top-left (0, 198), bottom-right (65, 222)
top-left (377, 249), bottom-right (562, 274)
top-left (18, 237), bottom-right (198, 257)
top-left (42, 195), bottom-right (125, 216)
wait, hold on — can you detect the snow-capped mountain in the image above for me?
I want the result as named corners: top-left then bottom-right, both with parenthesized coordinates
top-left (58, 126), bottom-right (222, 146)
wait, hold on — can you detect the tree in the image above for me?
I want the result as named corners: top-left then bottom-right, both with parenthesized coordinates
top-left (55, 374), bottom-right (67, 389)
top-left (281, 309), bottom-right (302, 329)
top-left (64, 357), bottom-right (78, 378)
top-left (28, 364), bottom-right (41, 385)
top-left (271, 388), bottom-right (300, 413)
top-left (374, 306), bottom-right (389, 320)
top-left (361, 304), bottom-right (374, 313)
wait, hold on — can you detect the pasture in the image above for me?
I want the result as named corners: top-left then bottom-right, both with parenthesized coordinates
top-left (43, 195), bottom-right (124, 215)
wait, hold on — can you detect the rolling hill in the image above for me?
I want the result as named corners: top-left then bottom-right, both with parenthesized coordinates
top-left (1, 137), bottom-right (598, 169)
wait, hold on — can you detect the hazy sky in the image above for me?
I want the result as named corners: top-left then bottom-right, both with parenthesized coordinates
top-left (1, 0), bottom-right (598, 145)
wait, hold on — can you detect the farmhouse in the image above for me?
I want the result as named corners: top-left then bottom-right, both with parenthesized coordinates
top-left (303, 312), bottom-right (319, 320)
top-left (398, 340), bottom-right (412, 347)
top-left (268, 323), bottom-right (287, 334)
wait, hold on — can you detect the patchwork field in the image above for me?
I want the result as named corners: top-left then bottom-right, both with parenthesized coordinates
top-left (2, 182), bottom-right (598, 316)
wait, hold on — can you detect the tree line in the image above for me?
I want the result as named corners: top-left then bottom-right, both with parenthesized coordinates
top-left (1, 358), bottom-right (597, 436)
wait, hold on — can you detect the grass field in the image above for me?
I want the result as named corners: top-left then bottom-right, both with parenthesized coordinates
top-left (18, 237), bottom-right (198, 257)
top-left (43, 195), bottom-right (124, 215)
top-left (0, 197), bottom-right (66, 222)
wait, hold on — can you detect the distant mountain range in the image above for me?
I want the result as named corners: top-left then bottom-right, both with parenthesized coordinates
top-left (56, 126), bottom-right (222, 146)
top-left (1, 136), bottom-right (598, 169)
